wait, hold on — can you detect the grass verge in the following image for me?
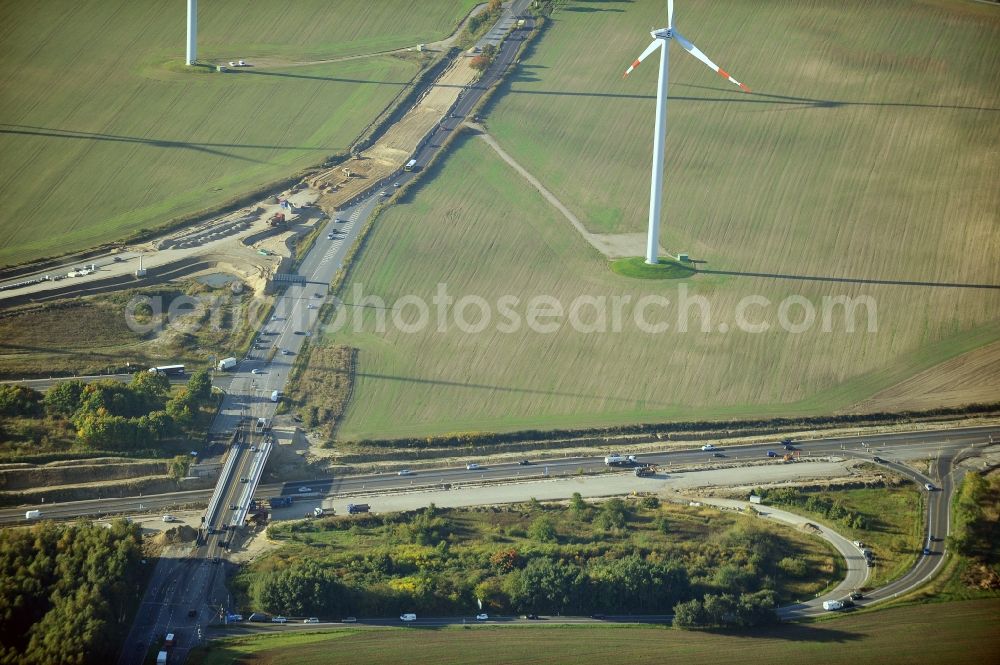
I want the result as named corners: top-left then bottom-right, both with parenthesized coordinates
top-left (610, 257), bottom-right (696, 280)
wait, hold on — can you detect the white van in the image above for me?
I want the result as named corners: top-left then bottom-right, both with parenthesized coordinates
top-left (25, 510), bottom-right (42, 520)
top-left (400, 613), bottom-right (417, 622)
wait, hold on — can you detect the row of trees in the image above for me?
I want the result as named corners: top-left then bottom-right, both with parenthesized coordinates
top-left (247, 550), bottom-right (779, 627)
top-left (672, 590), bottom-right (778, 628)
top-left (756, 487), bottom-right (871, 530)
top-left (249, 552), bottom-right (694, 619)
top-left (0, 520), bottom-right (144, 664)
top-left (0, 368), bottom-right (213, 451)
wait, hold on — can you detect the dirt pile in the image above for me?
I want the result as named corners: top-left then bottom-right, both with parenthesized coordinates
top-left (154, 524), bottom-right (198, 546)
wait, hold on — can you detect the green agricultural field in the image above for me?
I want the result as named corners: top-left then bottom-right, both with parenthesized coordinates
top-left (327, 0), bottom-right (1000, 440)
top-left (0, 0), bottom-right (478, 267)
top-left (191, 599), bottom-right (1000, 665)
top-left (331, 133), bottom-right (1000, 439)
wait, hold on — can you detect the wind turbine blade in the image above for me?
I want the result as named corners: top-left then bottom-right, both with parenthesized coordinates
top-left (673, 31), bottom-right (750, 92)
top-left (623, 40), bottom-right (661, 78)
top-left (668, 0), bottom-right (674, 29)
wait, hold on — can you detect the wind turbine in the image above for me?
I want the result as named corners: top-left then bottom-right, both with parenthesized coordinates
top-left (623, 0), bottom-right (750, 265)
top-left (186, 0), bottom-right (198, 65)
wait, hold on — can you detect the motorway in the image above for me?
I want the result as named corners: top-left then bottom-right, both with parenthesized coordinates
top-left (114, 5), bottom-right (535, 663)
top-left (5, 423), bottom-right (995, 525)
top-left (4, 417), bottom-right (989, 655)
top-left (202, 424), bottom-right (996, 635)
top-left (0, 0), bottom-right (983, 655)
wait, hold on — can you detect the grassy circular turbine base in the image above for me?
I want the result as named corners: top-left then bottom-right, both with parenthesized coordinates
top-left (610, 256), bottom-right (696, 280)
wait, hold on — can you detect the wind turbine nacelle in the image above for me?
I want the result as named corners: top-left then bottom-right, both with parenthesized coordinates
top-left (651, 28), bottom-right (673, 40)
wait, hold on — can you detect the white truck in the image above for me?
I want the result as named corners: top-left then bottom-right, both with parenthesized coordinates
top-left (604, 454), bottom-right (637, 466)
top-left (217, 357), bottom-right (237, 371)
top-left (25, 510), bottom-right (42, 520)
top-left (822, 600), bottom-right (844, 611)
top-left (156, 651), bottom-right (168, 665)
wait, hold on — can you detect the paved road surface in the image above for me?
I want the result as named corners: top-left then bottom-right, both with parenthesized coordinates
top-left (115, 6), bottom-right (534, 663)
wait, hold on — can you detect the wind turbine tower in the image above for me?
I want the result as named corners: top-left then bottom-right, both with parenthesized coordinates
top-left (186, 0), bottom-right (198, 65)
top-left (623, 0), bottom-right (750, 265)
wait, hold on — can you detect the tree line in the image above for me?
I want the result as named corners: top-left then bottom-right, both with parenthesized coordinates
top-left (0, 520), bottom-right (144, 664)
top-left (0, 368), bottom-right (213, 451)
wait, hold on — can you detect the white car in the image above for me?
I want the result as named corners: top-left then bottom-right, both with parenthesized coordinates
top-left (272, 616), bottom-right (288, 624)
top-left (307, 304), bottom-right (317, 309)
top-left (251, 368), bottom-right (261, 374)
top-left (162, 515), bottom-right (177, 523)
top-left (701, 444), bottom-right (717, 451)
top-left (400, 613), bottom-right (417, 622)
top-left (299, 486), bottom-right (312, 493)
top-left (281, 349), bottom-right (292, 355)
top-left (466, 463), bottom-right (480, 471)
top-left (397, 469), bottom-right (414, 476)
top-left (475, 613), bottom-right (489, 621)
top-left (924, 483), bottom-right (936, 491)
top-left (327, 233), bottom-right (335, 239)
top-left (304, 617), bottom-right (319, 624)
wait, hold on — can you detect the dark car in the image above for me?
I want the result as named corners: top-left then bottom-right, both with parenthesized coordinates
top-left (518, 459), bottom-right (531, 465)
top-left (713, 452), bottom-right (725, 458)
top-left (849, 591), bottom-right (864, 600)
top-left (590, 614), bottom-right (606, 620)
top-left (525, 614), bottom-right (540, 620)
top-left (188, 609), bottom-right (197, 618)
top-left (923, 547), bottom-right (932, 555)
top-left (872, 456), bottom-right (885, 463)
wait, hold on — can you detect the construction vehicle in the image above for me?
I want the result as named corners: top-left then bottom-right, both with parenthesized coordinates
top-left (634, 464), bottom-right (657, 477)
top-left (267, 212), bottom-right (286, 227)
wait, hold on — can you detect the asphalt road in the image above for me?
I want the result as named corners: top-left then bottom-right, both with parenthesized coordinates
top-left (115, 8), bottom-right (536, 663)
top-left (270, 424), bottom-right (999, 499)
top-left (5, 424), bottom-right (995, 526)
top-left (202, 427), bottom-right (992, 635)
